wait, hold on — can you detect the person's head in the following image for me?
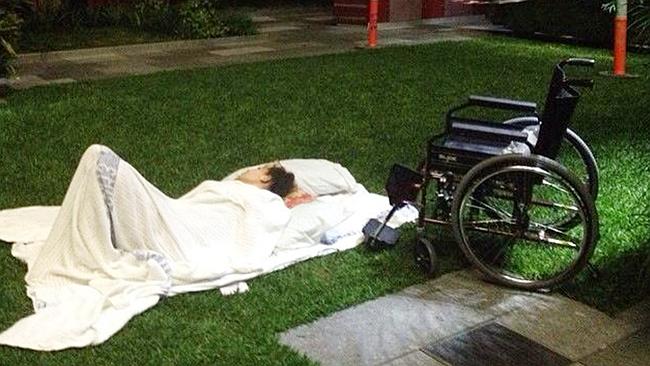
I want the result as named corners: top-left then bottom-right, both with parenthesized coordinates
top-left (236, 164), bottom-right (295, 198)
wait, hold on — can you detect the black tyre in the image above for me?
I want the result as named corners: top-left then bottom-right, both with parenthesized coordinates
top-left (414, 237), bottom-right (438, 277)
top-left (451, 154), bottom-right (598, 290)
top-left (503, 117), bottom-right (599, 200)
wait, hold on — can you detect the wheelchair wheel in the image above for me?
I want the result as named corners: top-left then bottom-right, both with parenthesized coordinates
top-left (414, 237), bottom-right (438, 276)
top-left (451, 154), bottom-right (598, 290)
top-left (503, 117), bottom-right (599, 200)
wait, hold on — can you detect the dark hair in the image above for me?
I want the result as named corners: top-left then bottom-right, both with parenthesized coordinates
top-left (267, 166), bottom-right (295, 198)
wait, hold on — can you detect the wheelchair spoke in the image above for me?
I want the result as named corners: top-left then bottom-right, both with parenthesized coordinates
top-left (529, 223), bottom-right (581, 249)
top-left (529, 199), bottom-right (579, 213)
top-left (468, 196), bottom-right (512, 221)
top-left (466, 203), bottom-right (511, 221)
top-left (466, 219), bottom-right (515, 225)
top-left (541, 178), bottom-right (571, 195)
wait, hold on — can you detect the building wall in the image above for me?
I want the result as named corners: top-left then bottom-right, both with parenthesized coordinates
top-left (445, 0), bottom-right (476, 16)
top-left (333, 0), bottom-right (390, 24)
top-left (389, 0), bottom-right (423, 22)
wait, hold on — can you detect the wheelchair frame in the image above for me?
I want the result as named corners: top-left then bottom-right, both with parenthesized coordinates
top-left (391, 58), bottom-right (600, 291)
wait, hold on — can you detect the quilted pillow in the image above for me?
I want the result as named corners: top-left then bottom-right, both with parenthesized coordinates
top-left (222, 159), bottom-right (358, 197)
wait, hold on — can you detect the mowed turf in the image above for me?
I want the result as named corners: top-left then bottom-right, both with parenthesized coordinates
top-left (0, 36), bottom-right (649, 364)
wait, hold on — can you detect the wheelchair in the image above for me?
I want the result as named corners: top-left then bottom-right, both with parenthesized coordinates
top-left (385, 58), bottom-right (599, 291)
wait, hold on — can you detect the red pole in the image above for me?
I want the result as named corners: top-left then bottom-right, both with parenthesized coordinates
top-left (368, 0), bottom-right (378, 48)
top-left (612, 0), bottom-right (627, 75)
top-left (613, 16), bottom-right (627, 75)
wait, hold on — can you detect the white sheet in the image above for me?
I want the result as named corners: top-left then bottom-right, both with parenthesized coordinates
top-left (0, 145), bottom-right (411, 351)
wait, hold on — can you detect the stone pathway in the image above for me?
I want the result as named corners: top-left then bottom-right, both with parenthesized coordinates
top-left (280, 270), bottom-right (650, 366)
top-left (8, 6), bottom-right (478, 90)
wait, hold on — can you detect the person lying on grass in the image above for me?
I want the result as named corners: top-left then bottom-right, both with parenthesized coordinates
top-left (235, 162), bottom-right (295, 198)
top-left (235, 162), bottom-right (314, 207)
top-left (0, 144), bottom-right (361, 351)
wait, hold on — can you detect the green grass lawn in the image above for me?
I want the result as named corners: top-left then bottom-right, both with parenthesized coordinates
top-left (0, 36), bottom-right (649, 364)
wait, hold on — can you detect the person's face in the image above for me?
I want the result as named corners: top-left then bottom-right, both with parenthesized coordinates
top-left (236, 165), bottom-right (272, 189)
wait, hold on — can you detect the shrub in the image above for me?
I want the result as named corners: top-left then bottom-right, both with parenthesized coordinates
top-left (27, 0), bottom-right (64, 30)
top-left (18, 0), bottom-right (257, 50)
top-left (488, 0), bottom-right (613, 46)
top-left (629, 0), bottom-right (650, 45)
top-left (602, 0), bottom-right (650, 46)
top-left (84, 4), bottom-right (131, 27)
top-left (175, 0), bottom-right (256, 38)
top-left (175, 0), bottom-right (224, 38)
top-left (132, 0), bottom-right (176, 33)
top-left (221, 12), bottom-right (255, 36)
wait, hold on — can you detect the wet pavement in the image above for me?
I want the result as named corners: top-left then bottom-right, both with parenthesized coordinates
top-left (280, 270), bottom-right (650, 366)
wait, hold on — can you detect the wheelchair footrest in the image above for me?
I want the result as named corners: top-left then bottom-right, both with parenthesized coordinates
top-left (363, 218), bottom-right (400, 250)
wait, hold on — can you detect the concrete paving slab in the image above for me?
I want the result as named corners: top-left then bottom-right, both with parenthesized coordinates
top-left (9, 75), bottom-right (49, 89)
top-left (146, 53), bottom-right (216, 69)
top-left (496, 298), bottom-right (629, 361)
top-left (355, 34), bottom-right (470, 48)
top-left (579, 327), bottom-right (650, 366)
top-left (381, 350), bottom-right (447, 366)
top-left (48, 78), bottom-right (76, 85)
top-left (422, 322), bottom-right (572, 366)
top-left (377, 23), bottom-right (417, 31)
top-left (209, 46), bottom-right (276, 57)
top-left (275, 41), bottom-right (326, 50)
top-left (615, 295), bottom-right (650, 334)
top-left (304, 15), bottom-right (337, 23)
top-left (252, 15), bottom-right (277, 22)
top-left (258, 25), bottom-right (302, 33)
top-left (279, 282), bottom-right (494, 366)
top-left (94, 62), bottom-right (164, 76)
top-left (117, 48), bottom-right (167, 57)
top-left (62, 52), bottom-right (127, 63)
top-left (424, 270), bottom-right (563, 317)
top-left (324, 25), bottom-right (366, 34)
top-left (196, 38), bottom-right (271, 49)
top-left (19, 61), bottom-right (102, 81)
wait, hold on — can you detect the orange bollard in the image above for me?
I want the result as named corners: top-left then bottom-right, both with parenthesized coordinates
top-left (613, 15), bottom-right (627, 76)
top-left (368, 0), bottom-right (379, 48)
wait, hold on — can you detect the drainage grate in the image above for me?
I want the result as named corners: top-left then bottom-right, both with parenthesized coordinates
top-left (422, 322), bottom-right (572, 366)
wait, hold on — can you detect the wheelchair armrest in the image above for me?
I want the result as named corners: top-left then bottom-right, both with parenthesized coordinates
top-left (468, 95), bottom-right (538, 114)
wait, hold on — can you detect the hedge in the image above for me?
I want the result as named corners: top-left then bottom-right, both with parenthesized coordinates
top-left (488, 0), bottom-right (613, 46)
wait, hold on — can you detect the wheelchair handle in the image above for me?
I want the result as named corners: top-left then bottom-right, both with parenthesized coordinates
top-left (467, 95), bottom-right (538, 113)
top-left (560, 58), bottom-right (595, 68)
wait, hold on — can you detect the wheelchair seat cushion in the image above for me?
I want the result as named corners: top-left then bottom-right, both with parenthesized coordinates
top-left (442, 137), bottom-right (531, 157)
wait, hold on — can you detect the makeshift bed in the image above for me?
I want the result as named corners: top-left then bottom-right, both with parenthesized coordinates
top-left (0, 145), bottom-right (415, 351)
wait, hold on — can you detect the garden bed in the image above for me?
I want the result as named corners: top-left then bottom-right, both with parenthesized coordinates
top-left (14, 1), bottom-right (258, 54)
top-left (18, 26), bottom-right (172, 53)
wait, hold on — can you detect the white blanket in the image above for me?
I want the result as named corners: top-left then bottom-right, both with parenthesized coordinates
top-left (0, 145), bottom-right (410, 351)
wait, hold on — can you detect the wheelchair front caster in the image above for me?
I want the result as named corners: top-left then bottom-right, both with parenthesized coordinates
top-left (414, 237), bottom-right (438, 276)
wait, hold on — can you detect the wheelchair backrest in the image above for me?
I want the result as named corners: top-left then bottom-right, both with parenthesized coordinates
top-left (534, 59), bottom-right (594, 159)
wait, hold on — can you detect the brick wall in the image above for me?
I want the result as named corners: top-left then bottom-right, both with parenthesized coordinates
top-left (333, 0), bottom-right (390, 24)
top-left (389, 0), bottom-right (422, 22)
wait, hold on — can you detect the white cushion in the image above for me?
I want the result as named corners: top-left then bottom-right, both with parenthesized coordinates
top-left (275, 194), bottom-right (354, 250)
